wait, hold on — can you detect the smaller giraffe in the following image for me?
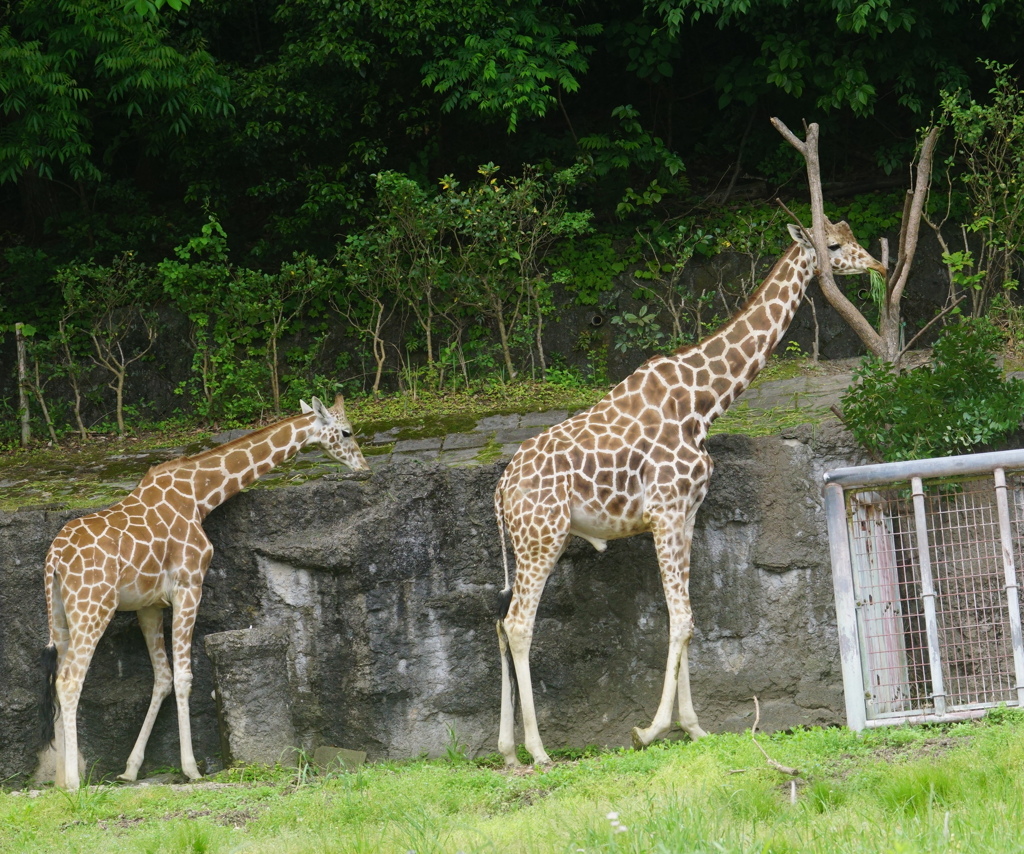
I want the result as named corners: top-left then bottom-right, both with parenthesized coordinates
top-left (40, 394), bottom-right (368, 789)
top-left (494, 219), bottom-right (885, 766)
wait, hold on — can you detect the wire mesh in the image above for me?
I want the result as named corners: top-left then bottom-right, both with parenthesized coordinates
top-left (843, 472), bottom-right (1024, 724)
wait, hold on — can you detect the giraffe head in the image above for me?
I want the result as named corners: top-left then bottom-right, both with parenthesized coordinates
top-left (300, 394), bottom-right (371, 472)
top-left (788, 219), bottom-right (887, 278)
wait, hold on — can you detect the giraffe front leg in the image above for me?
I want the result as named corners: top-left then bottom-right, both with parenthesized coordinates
top-left (170, 590), bottom-right (202, 782)
top-left (632, 506), bottom-right (707, 749)
top-left (120, 607), bottom-right (174, 782)
top-left (631, 612), bottom-right (693, 749)
top-left (675, 633), bottom-right (708, 741)
top-left (630, 613), bottom-right (707, 746)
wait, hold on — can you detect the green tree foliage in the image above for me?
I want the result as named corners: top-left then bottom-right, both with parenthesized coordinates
top-left (0, 1), bottom-right (231, 210)
top-left (422, 3), bottom-right (600, 133)
top-left (55, 252), bottom-right (160, 434)
top-left (840, 317), bottom-right (1024, 462)
top-left (338, 164), bottom-right (592, 388)
top-left (938, 61), bottom-right (1024, 314)
top-left (3, 0), bottom-right (1020, 271)
top-left (159, 215), bottom-right (333, 423)
top-left (3, 0), bottom-right (1024, 431)
top-left (182, 0), bottom-right (598, 254)
top-left (648, 0), bottom-right (1016, 116)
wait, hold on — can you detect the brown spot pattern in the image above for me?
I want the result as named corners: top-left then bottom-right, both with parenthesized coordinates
top-left (42, 395), bottom-right (368, 790)
top-left (494, 218), bottom-right (884, 767)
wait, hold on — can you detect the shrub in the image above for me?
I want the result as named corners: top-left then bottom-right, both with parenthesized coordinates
top-left (840, 317), bottom-right (1024, 461)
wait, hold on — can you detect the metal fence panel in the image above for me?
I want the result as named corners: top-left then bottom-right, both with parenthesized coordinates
top-left (823, 449), bottom-right (1024, 729)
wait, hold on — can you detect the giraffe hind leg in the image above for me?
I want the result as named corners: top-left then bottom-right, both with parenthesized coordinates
top-left (498, 525), bottom-right (571, 767)
top-left (55, 605), bottom-right (115, 789)
top-left (496, 619), bottom-right (519, 765)
top-left (501, 614), bottom-right (553, 766)
top-left (632, 508), bottom-right (708, 749)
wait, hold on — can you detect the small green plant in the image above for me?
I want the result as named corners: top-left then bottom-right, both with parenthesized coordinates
top-left (840, 316), bottom-right (1024, 461)
top-left (544, 365), bottom-right (590, 390)
top-left (783, 339), bottom-right (805, 358)
top-left (56, 766), bottom-right (114, 818)
top-left (609, 304), bottom-right (665, 354)
top-left (443, 724), bottom-right (470, 764)
top-left (983, 704), bottom-right (1024, 726)
top-left (547, 232), bottom-right (634, 307)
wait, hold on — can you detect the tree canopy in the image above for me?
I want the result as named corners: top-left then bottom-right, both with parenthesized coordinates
top-left (1, 0), bottom-right (1021, 329)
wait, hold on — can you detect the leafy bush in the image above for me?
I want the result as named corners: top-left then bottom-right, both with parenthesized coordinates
top-left (160, 215), bottom-right (332, 424)
top-left (939, 61), bottom-right (1024, 315)
top-left (338, 164), bottom-right (593, 389)
top-left (840, 317), bottom-right (1024, 461)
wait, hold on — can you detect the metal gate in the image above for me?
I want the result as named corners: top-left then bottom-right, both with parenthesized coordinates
top-left (823, 448), bottom-right (1024, 730)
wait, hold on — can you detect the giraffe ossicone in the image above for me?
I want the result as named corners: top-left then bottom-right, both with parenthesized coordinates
top-left (40, 394), bottom-right (368, 789)
top-left (494, 218), bottom-right (886, 766)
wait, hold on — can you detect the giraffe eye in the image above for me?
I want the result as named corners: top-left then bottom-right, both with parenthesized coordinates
top-left (342, 429), bottom-right (353, 438)
top-left (828, 244), bottom-right (841, 252)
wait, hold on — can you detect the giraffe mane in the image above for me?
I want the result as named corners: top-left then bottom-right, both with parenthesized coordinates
top-left (670, 241), bottom-right (803, 356)
top-left (142, 413), bottom-right (312, 479)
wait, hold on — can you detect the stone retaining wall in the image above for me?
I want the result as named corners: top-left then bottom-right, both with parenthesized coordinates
top-left (0, 423), bottom-right (863, 786)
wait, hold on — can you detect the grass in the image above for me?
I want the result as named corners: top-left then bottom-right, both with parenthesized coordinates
top-left (0, 357), bottom-right (840, 512)
top-left (6, 712), bottom-right (1024, 853)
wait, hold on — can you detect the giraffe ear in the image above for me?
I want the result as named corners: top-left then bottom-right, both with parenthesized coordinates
top-left (309, 396), bottom-right (333, 422)
top-left (300, 400), bottom-right (313, 414)
top-left (788, 223), bottom-right (811, 247)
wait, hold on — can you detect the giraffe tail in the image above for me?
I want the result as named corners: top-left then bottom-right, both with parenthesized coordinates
top-left (495, 482), bottom-right (512, 597)
top-left (40, 643), bottom-right (58, 745)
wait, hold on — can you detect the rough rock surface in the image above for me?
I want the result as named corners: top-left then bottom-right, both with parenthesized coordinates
top-left (0, 422), bottom-right (863, 785)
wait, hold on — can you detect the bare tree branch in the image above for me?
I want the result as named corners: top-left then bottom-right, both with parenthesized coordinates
top-left (771, 117), bottom-right (885, 357)
top-left (885, 127), bottom-right (941, 356)
top-left (750, 696), bottom-right (801, 777)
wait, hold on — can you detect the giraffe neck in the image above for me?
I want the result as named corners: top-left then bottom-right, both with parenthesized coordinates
top-left (679, 240), bottom-right (813, 424)
top-left (177, 414), bottom-right (317, 517)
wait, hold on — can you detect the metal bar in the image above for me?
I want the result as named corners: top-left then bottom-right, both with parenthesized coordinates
top-left (993, 468), bottom-right (1024, 706)
top-left (861, 706), bottom-right (991, 729)
top-left (911, 476), bottom-right (946, 717)
top-left (824, 448), bottom-right (1024, 490)
top-left (824, 482), bottom-right (867, 730)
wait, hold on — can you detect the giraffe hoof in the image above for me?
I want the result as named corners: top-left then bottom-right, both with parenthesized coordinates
top-left (630, 727), bottom-right (649, 751)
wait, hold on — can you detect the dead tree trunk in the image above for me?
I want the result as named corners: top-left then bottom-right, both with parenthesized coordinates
top-left (771, 118), bottom-right (942, 368)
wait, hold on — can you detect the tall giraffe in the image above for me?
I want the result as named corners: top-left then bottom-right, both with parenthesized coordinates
top-left (41, 394), bottom-right (369, 789)
top-left (495, 219), bottom-right (885, 765)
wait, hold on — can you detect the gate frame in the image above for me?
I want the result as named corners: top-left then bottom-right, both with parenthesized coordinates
top-left (823, 447), bottom-right (1024, 730)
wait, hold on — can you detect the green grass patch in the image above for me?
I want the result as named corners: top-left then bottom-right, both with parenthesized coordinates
top-left (6, 716), bottom-right (1024, 853)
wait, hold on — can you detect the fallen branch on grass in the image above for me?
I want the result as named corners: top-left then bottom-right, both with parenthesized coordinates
top-left (750, 696), bottom-right (801, 777)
